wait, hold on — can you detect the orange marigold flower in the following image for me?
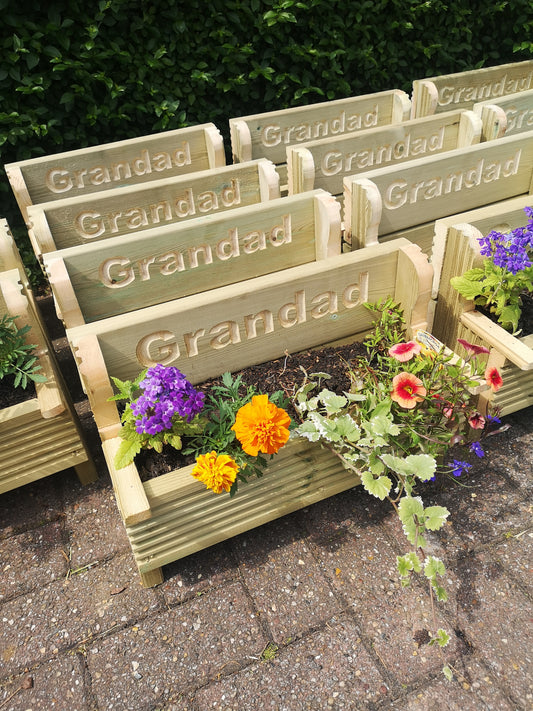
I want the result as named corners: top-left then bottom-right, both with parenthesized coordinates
top-left (388, 341), bottom-right (422, 362)
top-left (485, 366), bottom-right (503, 392)
top-left (191, 451), bottom-right (239, 494)
top-left (391, 372), bottom-right (427, 409)
top-left (232, 394), bottom-right (291, 456)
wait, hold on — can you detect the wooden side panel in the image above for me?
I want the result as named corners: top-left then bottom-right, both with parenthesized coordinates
top-left (27, 160), bottom-right (281, 256)
top-left (411, 60), bottom-right (533, 117)
top-left (127, 436), bottom-right (359, 573)
top-left (287, 109), bottom-right (481, 197)
top-left (344, 131), bottom-right (533, 251)
top-left (5, 124), bottom-right (225, 220)
top-left (229, 90), bottom-right (411, 165)
top-left (474, 88), bottom-right (533, 140)
top-left (44, 191), bottom-right (341, 325)
top-left (0, 268), bottom-right (65, 418)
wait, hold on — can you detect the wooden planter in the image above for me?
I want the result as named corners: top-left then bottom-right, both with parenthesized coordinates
top-left (0, 221), bottom-right (97, 493)
top-left (432, 199), bottom-right (533, 416)
top-left (101, 435), bottom-right (359, 588)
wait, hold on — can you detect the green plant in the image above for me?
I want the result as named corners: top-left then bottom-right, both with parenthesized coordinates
top-left (292, 298), bottom-right (504, 676)
top-left (0, 313), bottom-right (46, 389)
top-left (450, 206), bottom-right (533, 333)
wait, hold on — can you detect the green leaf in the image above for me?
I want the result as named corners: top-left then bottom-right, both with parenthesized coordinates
top-left (319, 389), bottom-right (347, 414)
top-left (360, 470), bottom-right (392, 500)
top-left (424, 505), bottom-right (449, 531)
top-left (443, 665), bottom-right (453, 680)
top-left (450, 274), bottom-right (484, 300)
top-left (114, 438), bottom-right (141, 469)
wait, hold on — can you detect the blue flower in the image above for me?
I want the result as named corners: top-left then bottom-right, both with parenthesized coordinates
top-left (486, 414), bottom-right (501, 424)
top-left (449, 460), bottom-right (472, 477)
top-left (469, 442), bottom-right (485, 458)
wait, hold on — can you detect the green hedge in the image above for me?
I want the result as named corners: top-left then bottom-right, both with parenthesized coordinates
top-left (1, 0), bottom-right (532, 272)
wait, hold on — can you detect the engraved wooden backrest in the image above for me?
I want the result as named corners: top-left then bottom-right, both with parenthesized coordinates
top-left (411, 60), bottom-right (533, 118)
top-left (43, 190), bottom-right (342, 327)
top-left (287, 109), bottom-right (482, 200)
top-left (344, 130), bottom-right (533, 257)
top-left (26, 159), bottom-right (280, 259)
top-left (5, 124), bottom-right (225, 222)
top-left (473, 88), bottom-right (533, 140)
top-left (230, 89), bottom-right (411, 188)
top-left (67, 239), bottom-right (433, 440)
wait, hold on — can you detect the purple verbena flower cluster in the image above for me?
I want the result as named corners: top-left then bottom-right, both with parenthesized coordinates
top-left (478, 207), bottom-right (533, 275)
top-left (130, 364), bottom-right (205, 435)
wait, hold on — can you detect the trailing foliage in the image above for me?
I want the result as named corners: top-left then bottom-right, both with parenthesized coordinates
top-left (1, 0), bottom-right (532, 251)
top-left (0, 313), bottom-right (46, 389)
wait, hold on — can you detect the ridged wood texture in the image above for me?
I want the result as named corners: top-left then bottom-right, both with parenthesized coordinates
top-left (411, 60), bottom-right (533, 117)
top-left (114, 437), bottom-right (359, 575)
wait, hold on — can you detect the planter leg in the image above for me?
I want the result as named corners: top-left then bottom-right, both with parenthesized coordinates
top-left (74, 460), bottom-right (98, 485)
top-left (140, 567), bottom-right (164, 588)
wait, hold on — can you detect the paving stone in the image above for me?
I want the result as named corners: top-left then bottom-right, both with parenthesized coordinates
top-left (232, 516), bottom-right (343, 644)
top-left (0, 654), bottom-right (88, 710)
top-left (315, 523), bottom-right (458, 685)
top-left (489, 529), bottom-right (533, 595)
top-left (86, 581), bottom-right (267, 710)
top-left (0, 469), bottom-right (68, 540)
top-left (390, 657), bottom-right (517, 710)
top-left (454, 554), bottom-right (533, 705)
top-left (194, 613), bottom-right (388, 710)
top-left (161, 540), bottom-right (239, 606)
top-left (0, 520), bottom-right (68, 602)
top-left (61, 478), bottom-right (130, 567)
top-left (0, 553), bottom-right (162, 678)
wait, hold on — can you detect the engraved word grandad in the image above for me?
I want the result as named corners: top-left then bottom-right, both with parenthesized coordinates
top-left (45, 142), bottom-right (192, 195)
top-left (261, 107), bottom-right (379, 147)
top-left (75, 179), bottom-right (241, 240)
top-left (99, 215), bottom-right (292, 289)
top-left (135, 277), bottom-right (369, 367)
top-left (438, 73), bottom-right (533, 107)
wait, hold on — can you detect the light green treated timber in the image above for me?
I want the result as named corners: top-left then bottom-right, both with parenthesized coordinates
top-left (473, 88), bottom-right (533, 141)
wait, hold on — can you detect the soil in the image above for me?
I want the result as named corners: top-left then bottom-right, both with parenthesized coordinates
top-left (479, 290), bottom-right (533, 336)
top-left (0, 373), bottom-right (36, 407)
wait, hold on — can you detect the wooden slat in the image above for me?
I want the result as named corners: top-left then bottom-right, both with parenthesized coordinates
top-left (27, 159), bottom-right (280, 257)
top-left (43, 190), bottom-right (341, 325)
top-left (5, 124), bottom-right (225, 221)
top-left (411, 60), bottom-right (533, 117)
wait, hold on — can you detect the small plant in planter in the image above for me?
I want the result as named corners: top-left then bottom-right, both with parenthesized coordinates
top-left (0, 313), bottom-right (47, 391)
top-left (291, 298), bottom-right (504, 678)
top-left (450, 206), bottom-right (533, 335)
top-left (110, 365), bottom-right (292, 495)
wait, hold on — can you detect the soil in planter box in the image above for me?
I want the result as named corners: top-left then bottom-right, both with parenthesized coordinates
top-left (135, 340), bottom-right (369, 481)
top-left (0, 373), bottom-right (36, 407)
top-left (479, 291), bottom-right (533, 337)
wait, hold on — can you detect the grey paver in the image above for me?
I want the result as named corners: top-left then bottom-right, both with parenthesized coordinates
top-left (194, 613), bottom-right (389, 710)
top-left (86, 581), bottom-right (268, 710)
top-left (0, 520), bottom-right (67, 602)
top-left (0, 552), bottom-right (162, 678)
top-left (0, 655), bottom-right (89, 711)
top-left (233, 516), bottom-right (344, 644)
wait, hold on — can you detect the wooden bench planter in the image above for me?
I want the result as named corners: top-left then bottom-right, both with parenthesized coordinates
top-left (5, 123), bottom-right (225, 223)
top-left (431, 195), bottom-right (533, 416)
top-left (0, 221), bottom-right (97, 492)
top-left (65, 239), bottom-right (433, 586)
top-left (230, 89), bottom-right (411, 191)
top-left (411, 60), bottom-right (533, 118)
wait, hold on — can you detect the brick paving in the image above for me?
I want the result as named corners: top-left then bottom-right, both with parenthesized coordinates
top-left (0, 407), bottom-right (531, 711)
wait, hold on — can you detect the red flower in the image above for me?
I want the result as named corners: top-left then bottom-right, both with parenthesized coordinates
top-left (388, 341), bottom-right (422, 362)
top-left (391, 372), bottom-right (427, 409)
top-left (485, 366), bottom-right (503, 392)
top-left (457, 338), bottom-right (491, 356)
top-left (468, 412), bottom-right (486, 430)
